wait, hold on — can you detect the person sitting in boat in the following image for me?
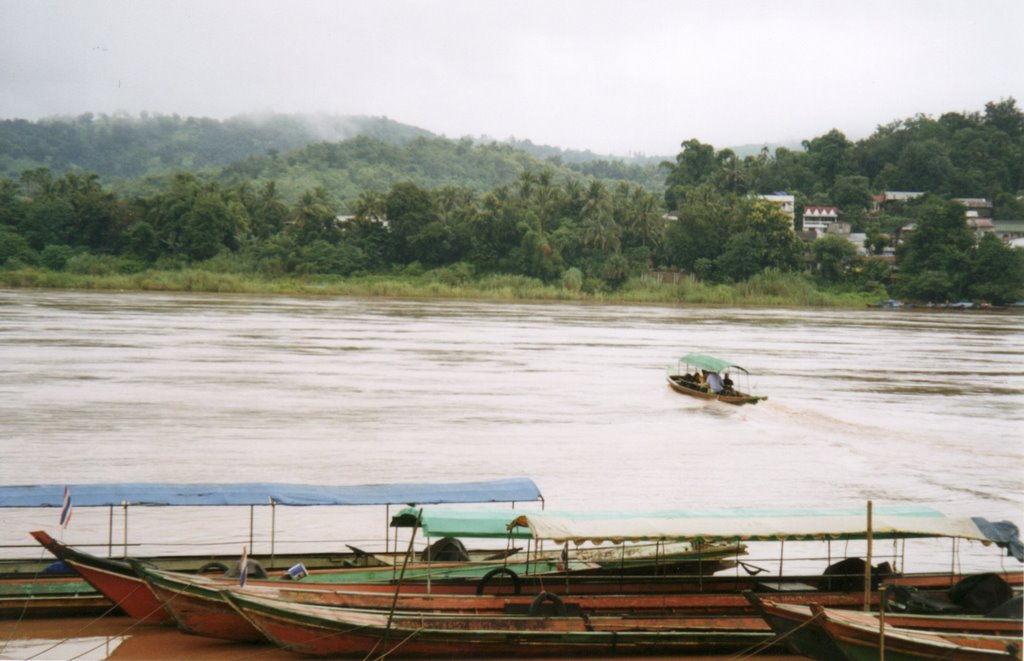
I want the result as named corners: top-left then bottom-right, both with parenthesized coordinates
top-left (722, 372), bottom-right (734, 394)
top-left (705, 371), bottom-right (724, 394)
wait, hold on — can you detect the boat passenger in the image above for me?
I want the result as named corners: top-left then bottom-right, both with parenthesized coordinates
top-left (722, 372), bottom-right (734, 394)
top-left (705, 371), bottom-right (723, 394)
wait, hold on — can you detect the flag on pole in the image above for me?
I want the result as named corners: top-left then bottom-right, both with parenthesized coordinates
top-left (59, 486), bottom-right (73, 529)
top-left (239, 546), bottom-right (249, 587)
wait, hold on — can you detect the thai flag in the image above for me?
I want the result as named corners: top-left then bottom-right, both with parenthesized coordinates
top-left (239, 546), bottom-right (248, 587)
top-left (59, 486), bottom-right (73, 529)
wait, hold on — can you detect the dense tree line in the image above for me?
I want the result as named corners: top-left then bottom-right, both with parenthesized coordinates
top-left (659, 98), bottom-right (1024, 303)
top-left (0, 100), bottom-right (1022, 303)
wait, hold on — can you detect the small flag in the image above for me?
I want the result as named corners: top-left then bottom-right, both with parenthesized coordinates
top-left (239, 546), bottom-right (249, 587)
top-left (59, 486), bottom-right (73, 529)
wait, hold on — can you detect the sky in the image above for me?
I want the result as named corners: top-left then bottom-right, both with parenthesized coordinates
top-left (1, 0), bottom-right (1022, 157)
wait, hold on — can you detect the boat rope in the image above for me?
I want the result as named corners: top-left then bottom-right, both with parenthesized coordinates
top-left (368, 626), bottom-right (424, 660)
top-left (0, 546), bottom-right (52, 656)
top-left (381, 508), bottom-right (420, 653)
top-left (727, 607), bottom-right (824, 659)
top-left (50, 580), bottom-right (184, 661)
top-left (24, 597), bottom-right (126, 661)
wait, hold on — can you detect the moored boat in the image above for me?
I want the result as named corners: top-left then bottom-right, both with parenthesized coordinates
top-left (813, 603), bottom-right (1023, 661)
top-left (134, 504), bottom-right (1021, 646)
top-left (223, 590), bottom-right (775, 657)
top-left (134, 562), bottom-right (777, 643)
top-left (746, 592), bottom-right (1023, 660)
top-left (18, 478), bottom-right (544, 620)
top-left (665, 352), bottom-right (766, 405)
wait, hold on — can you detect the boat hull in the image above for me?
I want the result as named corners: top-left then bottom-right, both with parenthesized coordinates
top-left (748, 594), bottom-right (1024, 660)
top-left (666, 375), bottom-right (765, 405)
top-left (225, 592), bottom-right (775, 657)
top-left (816, 606), bottom-right (1023, 661)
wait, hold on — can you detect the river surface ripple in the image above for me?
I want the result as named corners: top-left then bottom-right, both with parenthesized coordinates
top-left (1, 290), bottom-right (1021, 574)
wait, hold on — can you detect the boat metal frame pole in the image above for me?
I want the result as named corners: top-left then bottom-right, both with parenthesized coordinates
top-left (879, 584), bottom-right (887, 660)
top-left (950, 537), bottom-right (957, 588)
top-left (122, 501), bottom-right (128, 559)
top-left (269, 497), bottom-right (276, 567)
top-left (865, 500), bottom-right (873, 612)
top-left (248, 505), bottom-right (254, 552)
top-left (107, 505), bottom-right (113, 558)
top-left (383, 508), bottom-right (421, 651)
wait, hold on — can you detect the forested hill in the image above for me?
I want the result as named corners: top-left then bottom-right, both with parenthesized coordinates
top-left (0, 113), bottom-right (435, 181)
top-left (0, 112), bottom-right (666, 206)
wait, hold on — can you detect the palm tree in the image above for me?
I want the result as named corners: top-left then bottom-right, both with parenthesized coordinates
top-left (581, 181), bottom-right (620, 254)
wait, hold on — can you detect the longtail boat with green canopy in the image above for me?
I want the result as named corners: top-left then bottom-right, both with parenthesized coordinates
top-left (666, 352), bottom-right (766, 405)
top-left (389, 506), bottom-right (746, 575)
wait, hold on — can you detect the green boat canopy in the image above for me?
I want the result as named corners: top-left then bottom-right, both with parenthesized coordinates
top-left (678, 353), bottom-right (748, 374)
top-left (391, 507), bottom-right (537, 539)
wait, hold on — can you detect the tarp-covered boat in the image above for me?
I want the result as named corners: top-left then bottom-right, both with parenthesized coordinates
top-left (19, 478), bottom-right (543, 620)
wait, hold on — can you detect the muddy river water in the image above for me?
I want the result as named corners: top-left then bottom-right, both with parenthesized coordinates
top-left (0, 289), bottom-right (1021, 658)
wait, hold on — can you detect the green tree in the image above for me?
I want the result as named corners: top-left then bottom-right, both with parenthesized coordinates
top-left (896, 139), bottom-right (954, 192)
top-left (385, 181), bottom-right (437, 264)
top-left (802, 129), bottom-right (856, 191)
top-left (580, 181), bottom-right (620, 254)
top-left (183, 189), bottom-right (236, 260)
top-left (896, 197), bottom-right (974, 300)
top-left (663, 184), bottom-right (736, 272)
top-left (829, 175), bottom-right (873, 215)
top-left (662, 139), bottom-right (716, 210)
top-left (812, 234), bottom-right (859, 283)
top-left (740, 198), bottom-right (803, 273)
top-left (968, 234), bottom-right (1024, 304)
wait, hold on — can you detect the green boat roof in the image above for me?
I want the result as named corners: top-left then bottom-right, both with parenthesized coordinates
top-left (678, 353), bottom-right (748, 374)
top-left (391, 507), bottom-right (537, 539)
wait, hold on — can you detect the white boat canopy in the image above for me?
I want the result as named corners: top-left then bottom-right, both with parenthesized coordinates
top-left (506, 505), bottom-right (1022, 561)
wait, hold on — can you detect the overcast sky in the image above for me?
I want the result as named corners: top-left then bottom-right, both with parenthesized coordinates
top-left (1, 0), bottom-right (1022, 156)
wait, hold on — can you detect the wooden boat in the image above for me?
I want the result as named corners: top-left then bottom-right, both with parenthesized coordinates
top-left (134, 562), bottom-right (781, 643)
top-left (28, 532), bottom-right (583, 623)
top-left (746, 593), bottom-right (1024, 660)
top-left (813, 604), bottom-right (1023, 661)
top-left (665, 352), bottom-right (766, 405)
top-left (223, 590), bottom-right (775, 657)
top-left (133, 505), bottom-right (1021, 645)
top-left (11, 477), bottom-right (544, 619)
top-left (140, 562), bottom-right (1014, 644)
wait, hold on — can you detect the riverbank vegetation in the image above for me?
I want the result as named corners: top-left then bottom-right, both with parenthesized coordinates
top-left (1, 99), bottom-right (1021, 306)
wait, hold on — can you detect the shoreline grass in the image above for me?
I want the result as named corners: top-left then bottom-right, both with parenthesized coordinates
top-left (0, 267), bottom-right (880, 309)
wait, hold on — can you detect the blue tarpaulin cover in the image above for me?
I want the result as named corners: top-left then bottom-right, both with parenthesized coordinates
top-left (0, 478), bottom-right (542, 508)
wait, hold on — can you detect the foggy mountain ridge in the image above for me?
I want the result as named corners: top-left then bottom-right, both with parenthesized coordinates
top-left (0, 110), bottom-right (793, 183)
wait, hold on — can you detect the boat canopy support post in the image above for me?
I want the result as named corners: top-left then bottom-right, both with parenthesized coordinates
top-left (385, 507), bottom-right (422, 648)
top-left (950, 537), bottom-right (957, 588)
top-left (864, 500), bottom-right (874, 612)
top-left (107, 505), bottom-right (113, 558)
top-left (122, 500), bottom-right (128, 560)
top-left (269, 498), bottom-right (276, 567)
